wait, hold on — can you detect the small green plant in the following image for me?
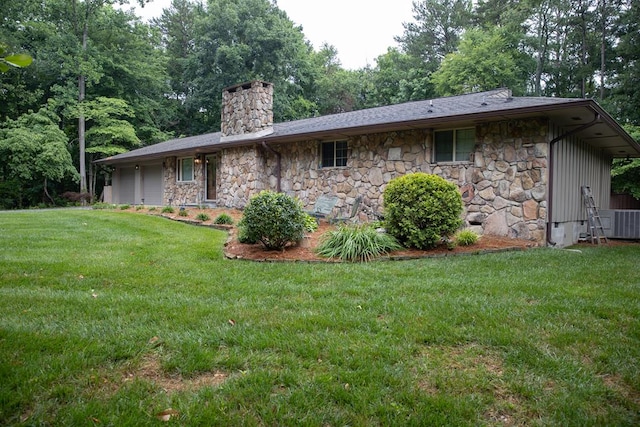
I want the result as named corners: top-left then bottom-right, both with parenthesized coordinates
top-left (196, 212), bottom-right (211, 222)
top-left (119, 204), bottom-right (130, 210)
top-left (92, 202), bottom-right (116, 210)
top-left (455, 229), bottom-right (479, 246)
top-left (239, 191), bottom-right (306, 250)
top-left (383, 173), bottom-right (463, 249)
top-left (303, 213), bottom-right (318, 233)
top-left (315, 223), bottom-right (403, 262)
top-left (148, 206), bottom-right (157, 212)
top-left (135, 205), bottom-right (144, 211)
top-left (178, 209), bottom-right (189, 217)
top-left (213, 213), bottom-right (233, 225)
top-left (161, 206), bottom-right (175, 214)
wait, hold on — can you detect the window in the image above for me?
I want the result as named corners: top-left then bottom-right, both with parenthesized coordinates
top-left (434, 128), bottom-right (475, 162)
top-left (321, 140), bottom-right (348, 168)
top-left (177, 157), bottom-right (194, 182)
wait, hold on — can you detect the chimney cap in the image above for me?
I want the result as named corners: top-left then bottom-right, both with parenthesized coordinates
top-left (223, 80), bottom-right (273, 93)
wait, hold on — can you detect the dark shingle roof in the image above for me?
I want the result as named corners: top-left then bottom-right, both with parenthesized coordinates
top-left (99, 88), bottom-right (627, 164)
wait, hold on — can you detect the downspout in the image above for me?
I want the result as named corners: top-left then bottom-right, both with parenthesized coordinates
top-left (546, 110), bottom-right (601, 245)
top-left (261, 141), bottom-right (281, 193)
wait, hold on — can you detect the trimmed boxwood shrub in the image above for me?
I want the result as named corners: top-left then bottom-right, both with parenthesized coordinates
top-left (383, 173), bottom-right (463, 249)
top-left (239, 191), bottom-right (306, 250)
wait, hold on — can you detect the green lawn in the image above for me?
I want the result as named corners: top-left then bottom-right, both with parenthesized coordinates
top-left (1, 210), bottom-right (639, 426)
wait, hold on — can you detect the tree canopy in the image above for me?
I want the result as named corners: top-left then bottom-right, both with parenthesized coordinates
top-left (1, 0), bottom-right (639, 207)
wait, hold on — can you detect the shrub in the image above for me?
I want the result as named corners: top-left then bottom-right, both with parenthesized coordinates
top-left (383, 173), bottom-right (463, 249)
top-left (455, 229), bottom-right (479, 246)
top-left (178, 209), bottom-right (189, 217)
top-left (237, 225), bottom-right (258, 244)
top-left (196, 213), bottom-right (211, 222)
top-left (303, 213), bottom-right (319, 233)
top-left (119, 204), bottom-right (130, 210)
top-left (213, 213), bottom-right (233, 225)
top-left (161, 206), bottom-right (174, 214)
top-left (92, 203), bottom-right (116, 210)
top-left (239, 191), bottom-right (306, 250)
top-left (316, 223), bottom-right (403, 262)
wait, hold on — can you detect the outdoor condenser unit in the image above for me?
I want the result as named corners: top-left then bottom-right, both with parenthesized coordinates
top-left (599, 209), bottom-right (640, 239)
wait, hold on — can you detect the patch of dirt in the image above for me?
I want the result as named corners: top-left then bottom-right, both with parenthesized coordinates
top-left (123, 206), bottom-right (537, 261)
top-left (125, 353), bottom-right (228, 393)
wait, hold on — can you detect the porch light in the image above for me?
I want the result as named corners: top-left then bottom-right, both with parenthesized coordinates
top-left (194, 156), bottom-right (202, 164)
top-left (135, 164), bottom-right (139, 170)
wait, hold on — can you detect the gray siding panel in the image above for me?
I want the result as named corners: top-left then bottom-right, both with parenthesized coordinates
top-left (551, 124), bottom-right (611, 223)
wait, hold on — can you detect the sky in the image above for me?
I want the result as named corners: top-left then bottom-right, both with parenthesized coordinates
top-left (123, 0), bottom-right (417, 70)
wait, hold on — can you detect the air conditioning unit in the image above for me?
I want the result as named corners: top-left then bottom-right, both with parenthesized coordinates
top-left (599, 209), bottom-right (640, 239)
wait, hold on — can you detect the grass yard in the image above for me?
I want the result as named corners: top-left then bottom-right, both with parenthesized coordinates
top-left (1, 210), bottom-right (639, 426)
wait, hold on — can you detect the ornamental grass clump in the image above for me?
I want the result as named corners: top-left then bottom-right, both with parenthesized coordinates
top-left (315, 223), bottom-right (403, 262)
top-left (455, 229), bottom-right (479, 246)
top-left (383, 173), bottom-right (463, 249)
top-left (239, 191), bottom-right (306, 250)
top-left (197, 212), bottom-right (211, 222)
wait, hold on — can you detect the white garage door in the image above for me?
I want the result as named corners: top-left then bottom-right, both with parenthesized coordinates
top-left (142, 164), bottom-right (163, 206)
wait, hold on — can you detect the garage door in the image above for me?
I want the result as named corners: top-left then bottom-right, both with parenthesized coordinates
top-left (118, 167), bottom-right (135, 204)
top-left (142, 164), bottom-right (163, 206)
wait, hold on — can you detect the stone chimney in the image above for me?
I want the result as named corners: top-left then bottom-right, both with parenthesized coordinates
top-left (220, 80), bottom-right (274, 142)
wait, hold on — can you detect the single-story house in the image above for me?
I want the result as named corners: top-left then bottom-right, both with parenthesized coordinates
top-left (98, 80), bottom-right (640, 247)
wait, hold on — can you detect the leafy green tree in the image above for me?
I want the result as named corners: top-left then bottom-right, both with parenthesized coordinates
top-left (397, 0), bottom-right (473, 72)
top-left (0, 107), bottom-right (78, 207)
top-left (431, 27), bottom-right (531, 96)
top-left (366, 47), bottom-right (434, 107)
top-left (82, 97), bottom-right (141, 199)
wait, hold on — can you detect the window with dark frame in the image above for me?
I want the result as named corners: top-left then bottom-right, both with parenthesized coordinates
top-left (177, 157), bottom-right (194, 182)
top-left (321, 140), bottom-right (348, 168)
top-left (434, 128), bottom-right (475, 162)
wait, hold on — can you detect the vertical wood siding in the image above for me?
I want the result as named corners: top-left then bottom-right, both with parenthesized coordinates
top-left (551, 124), bottom-right (612, 222)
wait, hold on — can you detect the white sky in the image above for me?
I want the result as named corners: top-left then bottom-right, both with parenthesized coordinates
top-left (124, 0), bottom-right (416, 70)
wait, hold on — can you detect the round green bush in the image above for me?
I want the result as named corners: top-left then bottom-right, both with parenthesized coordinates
top-left (383, 173), bottom-right (463, 249)
top-left (239, 191), bottom-right (306, 250)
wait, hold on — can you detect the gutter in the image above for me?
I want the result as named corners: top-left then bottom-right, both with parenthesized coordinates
top-left (261, 141), bottom-right (282, 192)
top-left (546, 109), bottom-right (602, 246)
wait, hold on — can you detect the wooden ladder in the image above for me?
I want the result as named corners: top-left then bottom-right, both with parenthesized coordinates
top-left (581, 185), bottom-right (608, 245)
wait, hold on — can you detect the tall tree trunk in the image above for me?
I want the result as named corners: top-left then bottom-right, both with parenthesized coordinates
top-left (78, 21), bottom-right (88, 200)
top-left (600, 0), bottom-right (607, 100)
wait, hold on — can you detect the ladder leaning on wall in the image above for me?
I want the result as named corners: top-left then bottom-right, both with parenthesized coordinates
top-left (581, 185), bottom-right (608, 245)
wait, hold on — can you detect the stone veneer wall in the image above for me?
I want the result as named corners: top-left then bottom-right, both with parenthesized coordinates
top-left (258, 118), bottom-right (549, 243)
top-left (217, 145), bottom-right (266, 208)
top-left (221, 81), bottom-right (274, 137)
top-left (163, 157), bottom-right (206, 206)
top-left (160, 117), bottom-right (550, 243)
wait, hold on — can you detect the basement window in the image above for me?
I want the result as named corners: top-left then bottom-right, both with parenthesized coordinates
top-left (434, 128), bottom-right (475, 162)
top-left (321, 140), bottom-right (348, 168)
top-left (177, 157), bottom-right (194, 182)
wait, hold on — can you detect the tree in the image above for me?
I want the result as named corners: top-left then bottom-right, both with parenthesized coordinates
top-left (0, 43), bottom-right (32, 73)
top-left (0, 107), bottom-right (78, 208)
top-left (431, 27), bottom-right (532, 96)
top-left (82, 97), bottom-right (141, 199)
top-left (397, 0), bottom-right (473, 72)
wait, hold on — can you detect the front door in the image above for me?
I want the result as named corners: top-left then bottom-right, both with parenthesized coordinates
top-left (206, 155), bottom-right (217, 200)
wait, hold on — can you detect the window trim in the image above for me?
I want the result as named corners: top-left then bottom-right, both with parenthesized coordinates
top-left (176, 157), bottom-right (195, 182)
top-left (433, 128), bottom-right (475, 163)
top-left (320, 140), bottom-right (348, 168)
